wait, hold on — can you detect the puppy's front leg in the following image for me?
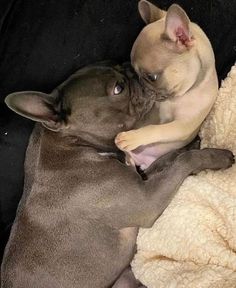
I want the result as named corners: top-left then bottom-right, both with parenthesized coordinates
top-left (115, 119), bottom-right (199, 151)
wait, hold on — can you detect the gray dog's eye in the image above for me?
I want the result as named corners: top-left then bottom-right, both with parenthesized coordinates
top-left (147, 74), bottom-right (158, 82)
top-left (114, 82), bottom-right (124, 95)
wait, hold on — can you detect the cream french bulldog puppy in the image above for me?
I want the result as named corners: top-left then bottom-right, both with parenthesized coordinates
top-left (115, 1), bottom-right (218, 170)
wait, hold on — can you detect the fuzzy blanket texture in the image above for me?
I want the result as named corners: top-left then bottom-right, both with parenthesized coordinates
top-left (132, 64), bottom-right (236, 288)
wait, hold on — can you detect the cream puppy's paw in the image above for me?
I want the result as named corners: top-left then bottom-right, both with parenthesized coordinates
top-left (115, 130), bottom-right (145, 151)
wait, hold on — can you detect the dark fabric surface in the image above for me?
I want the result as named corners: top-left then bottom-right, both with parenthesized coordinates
top-left (0, 0), bottom-right (235, 262)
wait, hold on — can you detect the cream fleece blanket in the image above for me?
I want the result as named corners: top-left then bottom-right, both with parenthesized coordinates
top-left (132, 64), bottom-right (236, 288)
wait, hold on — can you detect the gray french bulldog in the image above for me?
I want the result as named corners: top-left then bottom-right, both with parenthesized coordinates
top-left (1, 63), bottom-right (234, 288)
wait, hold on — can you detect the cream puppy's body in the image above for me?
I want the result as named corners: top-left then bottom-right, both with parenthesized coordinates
top-left (115, 1), bottom-right (218, 169)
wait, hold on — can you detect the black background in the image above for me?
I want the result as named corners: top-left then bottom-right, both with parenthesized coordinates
top-left (0, 0), bottom-right (235, 261)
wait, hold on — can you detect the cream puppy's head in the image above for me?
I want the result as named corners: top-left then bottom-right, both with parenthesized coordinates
top-left (131, 1), bottom-right (214, 100)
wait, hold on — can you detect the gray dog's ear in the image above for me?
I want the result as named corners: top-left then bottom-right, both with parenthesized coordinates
top-left (164, 4), bottom-right (194, 48)
top-left (138, 0), bottom-right (166, 24)
top-left (5, 91), bottom-right (63, 131)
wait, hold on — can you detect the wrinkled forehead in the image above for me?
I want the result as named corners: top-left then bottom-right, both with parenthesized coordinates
top-left (57, 66), bottom-right (124, 100)
top-left (131, 19), bottom-right (176, 72)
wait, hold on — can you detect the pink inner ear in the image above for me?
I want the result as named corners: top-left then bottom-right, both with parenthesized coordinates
top-left (176, 26), bottom-right (190, 45)
top-left (18, 95), bottom-right (57, 122)
top-left (165, 8), bottom-right (192, 47)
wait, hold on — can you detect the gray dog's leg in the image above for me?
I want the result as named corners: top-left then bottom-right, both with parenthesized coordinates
top-left (144, 136), bottom-right (201, 176)
top-left (105, 148), bottom-right (233, 230)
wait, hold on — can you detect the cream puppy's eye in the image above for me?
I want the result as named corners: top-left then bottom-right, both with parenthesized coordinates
top-left (114, 82), bottom-right (124, 95)
top-left (147, 74), bottom-right (158, 82)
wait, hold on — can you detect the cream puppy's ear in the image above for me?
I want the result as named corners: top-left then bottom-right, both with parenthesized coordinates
top-left (5, 91), bottom-right (64, 131)
top-left (138, 0), bottom-right (166, 24)
top-left (164, 4), bottom-right (194, 48)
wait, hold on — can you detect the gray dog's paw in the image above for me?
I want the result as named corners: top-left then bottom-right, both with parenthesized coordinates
top-left (191, 148), bottom-right (235, 175)
top-left (213, 149), bottom-right (235, 169)
top-left (211, 149), bottom-right (234, 169)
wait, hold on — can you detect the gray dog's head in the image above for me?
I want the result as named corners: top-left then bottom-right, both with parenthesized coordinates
top-left (5, 63), bottom-right (155, 150)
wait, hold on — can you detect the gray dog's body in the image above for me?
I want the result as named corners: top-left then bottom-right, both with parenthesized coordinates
top-left (1, 64), bottom-right (234, 288)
